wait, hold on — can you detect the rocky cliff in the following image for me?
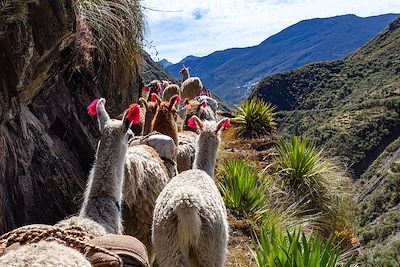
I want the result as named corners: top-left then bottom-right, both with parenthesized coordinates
top-left (0, 0), bottom-right (144, 234)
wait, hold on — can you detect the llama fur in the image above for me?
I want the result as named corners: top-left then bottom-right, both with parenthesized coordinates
top-left (180, 66), bottom-right (203, 100)
top-left (152, 117), bottom-right (229, 267)
top-left (0, 241), bottom-right (92, 267)
top-left (162, 84), bottom-right (180, 102)
top-left (151, 94), bottom-right (179, 145)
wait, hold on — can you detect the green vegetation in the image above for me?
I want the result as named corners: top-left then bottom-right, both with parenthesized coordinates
top-left (234, 99), bottom-right (277, 139)
top-left (252, 226), bottom-right (352, 267)
top-left (273, 137), bottom-right (353, 236)
top-left (252, 17), bottom-right (400, 176)
top-left (218, 159), bottom-right (267, 222)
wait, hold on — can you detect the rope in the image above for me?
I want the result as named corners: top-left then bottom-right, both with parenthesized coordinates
top-left (0, 225), bottom-right (123, 266)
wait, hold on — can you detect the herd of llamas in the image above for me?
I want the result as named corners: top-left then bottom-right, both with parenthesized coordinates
top-left (0, 66), bottom-right (231, 267)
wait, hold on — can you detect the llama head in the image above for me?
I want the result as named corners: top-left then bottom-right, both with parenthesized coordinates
top-left (189, 115), bottom-right (230, 142)
top-left (139, 97), bottom-right (158, 121)
top-left (90, 98), bottom-right (136, 148)
top-left (179, 65), bottom-right (190, 80)
top-left (154, 94), bottom-right (179, 122)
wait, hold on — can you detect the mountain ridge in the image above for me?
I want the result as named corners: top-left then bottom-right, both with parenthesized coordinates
top-left (166, 13), bottom-right (399, 104)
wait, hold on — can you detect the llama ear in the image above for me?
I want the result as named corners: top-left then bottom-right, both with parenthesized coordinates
top-left (151, 93), bottom-right (162, 106)
top-left (96, 98), bottom-right (110, 133)
top-left (169, 94), bottom-right (180, 110)
top-left (216, 118), bottom-right (230, 133)
top-left (138, 97), bottom-right (148, 110)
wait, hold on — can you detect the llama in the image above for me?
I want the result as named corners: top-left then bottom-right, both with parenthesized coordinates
top-left (122, 96), bottom-right (180, 258)
top-left (139, 97), bottom-right (159, 135)
top-left (176, 100), bottom-right (217, 172)
top-left (151, 93), bottom-right (180, 146)
top-left (162, 84), bottom-right (180, 102)
top-left (152, 116), bottom-right (231, 267)
top-left (180, 65), bottom-right (203, 100)
top-left (144, 80), bottom-right (163, 102)
top-left (0, 99), bottom-right (140, 266)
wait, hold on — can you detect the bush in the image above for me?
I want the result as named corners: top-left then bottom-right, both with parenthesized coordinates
top-left (218, 159), bottom-right (267, 222)
top-left (273, 136), bottom-right (354, 236)
top-left (234, 98), bottom-right (277, 139)
top-left (252, 226), bottom-right (352, 267)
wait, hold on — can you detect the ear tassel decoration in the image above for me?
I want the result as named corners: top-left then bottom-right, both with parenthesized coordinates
top-left (144, 86), bottom-right (150, 92)
top-left (127, 104), bottom-right (141, 125)
top-left (157, 86), bottom-right (162, 93)
top-left (202, 101), bottom-right (207, 108)
top-left (176, 95), bottom-right (181, 103)
top-left (222, 119), bottom-right (231, 130)
top-left (151, 94), bottom-right (157, 102)
top-left (187, 116), bottom-right (197, 129)
top-left (87, 99), bottom-right (100, 116)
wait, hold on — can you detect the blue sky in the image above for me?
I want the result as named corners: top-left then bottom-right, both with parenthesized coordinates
top-left (142, 0), bottom-right (400, 63)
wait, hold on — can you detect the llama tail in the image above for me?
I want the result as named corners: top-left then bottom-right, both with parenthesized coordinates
top-left (175, 200), bottom-right (201, 257)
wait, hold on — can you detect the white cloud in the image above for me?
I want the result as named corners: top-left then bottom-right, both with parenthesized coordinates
top-left (142, 0), bottom-right (400, 63)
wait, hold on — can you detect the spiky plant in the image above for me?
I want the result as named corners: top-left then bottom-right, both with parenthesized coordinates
top-left (218, 159), bottom-right (267, 222)
top-left (234, 98), bottom-right (277, 139)
top-left (0, 0), bottom-right (38, 39)
top-left (273, 136), bottom-right (354, 236)
top-left (77, 0), bottom-right (144, 82)
top-left (252, 226), bottom-right (352, 267)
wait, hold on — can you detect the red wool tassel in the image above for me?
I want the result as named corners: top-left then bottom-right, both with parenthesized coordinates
top-left (151, 94), bottom-right (157, 102)
top-left (176, 95), bottom-right (181, 103)
top-left (144, 86), bottom-right (150, 92)
top-left (222, 119), bottom-right (231, 130)
top-left (157, 86), bottom-right (162, 93)
top-left (202, 101), bottom-right (207, 108)
top-left (127, 104), bottom-right (141, 125)
top-left (187, 116), bottom-right (197, 129)
top-left (87, 99), bottom-right (99, 116)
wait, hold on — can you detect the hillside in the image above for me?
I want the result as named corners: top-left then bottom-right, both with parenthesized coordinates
top-left (251, 16), bottom-right (400, 264)
top-left (166, 14), bottom-right (398, 104)
top-left (251, 15), bottom-right (400, 177)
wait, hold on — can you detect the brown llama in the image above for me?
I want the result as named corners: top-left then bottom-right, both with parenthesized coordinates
top-left (151, 93), bottom-right (180, 146)
top-left (139, 97), bottom-right (159, 136)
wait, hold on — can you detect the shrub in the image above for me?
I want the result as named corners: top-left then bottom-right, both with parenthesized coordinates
top-left (234, 98), bottom-right (277, 139)
top-left (273, 136), bottom-right (354, 236)
top-left (218, 159), bottom-right (267, 222)
top-left (252, 226), bottom-right (352, 267)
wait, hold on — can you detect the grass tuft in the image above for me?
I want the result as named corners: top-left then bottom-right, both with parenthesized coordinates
top-left (234, 98), bottom-right (277, 139)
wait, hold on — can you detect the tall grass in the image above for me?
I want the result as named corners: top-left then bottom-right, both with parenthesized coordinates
top-left (273, 136), bottom-right (354, 236)
top-left (77, 0), bottom-right (144, 81)
top-left (252, 226), bottom-right (352, 267)
top-left (218, 159), bottom-right (267, 222)
top-left (234, 99), bottom-right (277, 139)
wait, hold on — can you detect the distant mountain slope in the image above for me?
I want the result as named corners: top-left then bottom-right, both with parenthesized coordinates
top-left (166, 14), bottom-right (399, 104)
top-left (251, 15), bottom-right (400, 176)
top-left (250, 16), bottom-right (400, 265)
top-left (159, 58), bottom-right (173, 68)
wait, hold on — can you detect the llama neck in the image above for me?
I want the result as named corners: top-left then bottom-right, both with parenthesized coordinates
top-left (143, 112), bottom-right (155, 135)
top-left (193, 137), bottom-right (218, 178)
top-left (79, 139), bottom-right (127, 234)
top-left (152, 116), bottom-right (178, 145)
top-left (182, 71), bottom-right (189, 81)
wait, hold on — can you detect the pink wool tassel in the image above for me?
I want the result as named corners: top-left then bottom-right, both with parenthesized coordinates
top-left (222, 119), bottom-right (231, 130)
top-left (127, 104), bottom-right (141, 125)
top-left (202, 101), bottom-right (207, 108)
top-left (144, 86), bottom-right (150, 92)
top-left (151, 94), bottom-right (157, 102)
top-left (157, 86), bottom-right (162, 93)
top-left (176, 95), bottom-right (181, 103)
top-left (87, 99), bottom-right (99, 116)
top-left (187, 116), bottom-right (197, 129)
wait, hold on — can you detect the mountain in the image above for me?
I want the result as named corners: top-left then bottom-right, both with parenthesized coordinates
top-left (159, 58), bottom-right (173, 68)
top-left (250, 16), bottom-right (400, 265)
top-left (166, 14), bottom-right (399, 104)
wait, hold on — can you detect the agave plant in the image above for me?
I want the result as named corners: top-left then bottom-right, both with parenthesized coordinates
top-left (252, 226), bottom-right (352, 267)
top-left (234, 98), bottom-right (277, 139)
top-left (218, 159), bottom-right (267, 222)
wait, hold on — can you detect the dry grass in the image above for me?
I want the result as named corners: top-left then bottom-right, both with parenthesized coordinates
top-left (0, 0), bottom-right (38, 38)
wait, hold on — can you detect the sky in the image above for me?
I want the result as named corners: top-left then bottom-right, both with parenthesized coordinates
top-left (142, 0), bottom-right (400, 63)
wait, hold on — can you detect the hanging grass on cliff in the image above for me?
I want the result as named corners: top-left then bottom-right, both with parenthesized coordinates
top-left (77, 0), bottom-right (144, 80)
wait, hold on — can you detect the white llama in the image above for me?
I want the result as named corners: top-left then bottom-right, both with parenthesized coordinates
top-left (152, 116), bottom-right (231, 267)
